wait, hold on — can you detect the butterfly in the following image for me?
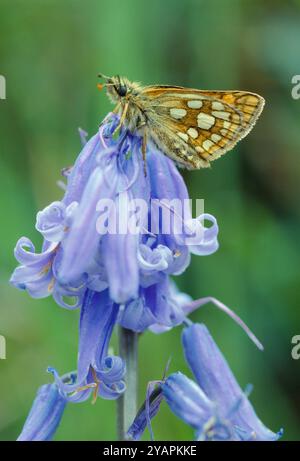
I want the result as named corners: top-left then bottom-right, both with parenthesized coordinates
top-left (97, 74), bottom-right (265, 170)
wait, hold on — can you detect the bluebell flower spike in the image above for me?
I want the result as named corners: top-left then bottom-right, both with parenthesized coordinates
top-left (10, 113), bottom-right (219, 334)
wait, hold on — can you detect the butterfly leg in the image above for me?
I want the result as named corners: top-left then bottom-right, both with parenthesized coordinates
top-left (142, 132), bottom-right (148, 177)
top-left (112, 101), bottom-right (121, 115)
top-left (113, 101), bottom-right (129, 135)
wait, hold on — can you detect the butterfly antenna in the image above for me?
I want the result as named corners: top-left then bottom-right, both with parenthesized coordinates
top-left (97, 72), bottom-right (110, 80)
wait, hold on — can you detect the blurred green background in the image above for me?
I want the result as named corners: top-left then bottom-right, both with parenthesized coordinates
top-left (0, 0), bottom-right (300, 441)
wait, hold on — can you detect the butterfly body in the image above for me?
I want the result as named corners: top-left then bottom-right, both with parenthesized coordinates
top-left (99, 74), bottom-right (265, 169)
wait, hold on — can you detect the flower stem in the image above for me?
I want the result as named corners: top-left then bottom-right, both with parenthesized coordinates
top-left (117, 326), bottom-right (138, 440)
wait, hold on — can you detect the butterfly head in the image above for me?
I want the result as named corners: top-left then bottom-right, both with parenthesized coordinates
top-left (97, 73), bottom-right (132, 103)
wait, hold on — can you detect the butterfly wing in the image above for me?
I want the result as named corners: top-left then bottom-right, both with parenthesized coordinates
top-left (140, 86), bottom-right (265, 169)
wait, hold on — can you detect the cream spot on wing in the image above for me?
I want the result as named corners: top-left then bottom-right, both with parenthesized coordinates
top-left (211, 110), bottom-right (230, 120)
top-left (203, 140), bottom-right (214, 151)
top-left (223, 121), bottom-right (231, 129)
top-left (187, 128), bottom-right (198, 139)
top-left (221, 129), bottom-right (228, 136)
top-left (212, 101), bottom-right (225, 111)
top-left (195, 146), bottom-right (204, 153)
top-left (177, 131), bottom-right (189, 142)
top-left (211, 134), bottom-right (222, 143)
top-left (197, 113), bottom-right (215, 130)
top-left (187, 100), bottom-right (203, 109)
top-left (170, 108), bottom-right (187, 119)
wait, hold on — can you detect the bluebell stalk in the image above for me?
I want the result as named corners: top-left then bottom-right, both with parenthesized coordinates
top-left (127, 323), bottom-right (282, 441)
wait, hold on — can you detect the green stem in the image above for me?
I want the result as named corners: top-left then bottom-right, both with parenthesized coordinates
top-left (117, 326), bottom-right (138, 440)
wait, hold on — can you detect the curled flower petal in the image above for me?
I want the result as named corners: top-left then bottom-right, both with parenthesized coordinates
top-left (187, 214), bottom-right (219, 256)
top-left (138, 244), bottom-right (172, 272)
top-left (36, 201), bottom-right (77, 243)
top-left (10, 238), bottom-right (58, 298)
top-left (13, 237), bottom-right (57, 266)
top-left (35, 202), bottom-right (66, 242)
top-left (96, 355), bottom-right (126, 384)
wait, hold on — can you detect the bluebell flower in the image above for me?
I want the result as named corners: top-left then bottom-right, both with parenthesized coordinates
top-left (17, 379), bottom-right (70, 441)
top-left (17, 290), bottom-right (126, 440)
top-left (49, 289), bottom-right (126, 402)
top-left (162, 372), bottom-right (217, 436)
top-left (180, 323), bottom-right (282, 440)
top-left (10, 113), bottom-right (219, 333)
top-left (128, 323), bottom-right (282, 441)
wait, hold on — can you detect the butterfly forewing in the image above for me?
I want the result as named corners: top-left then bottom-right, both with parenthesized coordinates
top-left (141, 86), bottom-right (265, 168)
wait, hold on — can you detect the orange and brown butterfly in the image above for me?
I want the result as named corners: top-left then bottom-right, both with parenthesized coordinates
top-left (97, 74), bottom-right (265, 170)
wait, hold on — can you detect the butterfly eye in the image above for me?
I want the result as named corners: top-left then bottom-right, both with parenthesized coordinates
top-left (117, 84), bottom-right (127, 97)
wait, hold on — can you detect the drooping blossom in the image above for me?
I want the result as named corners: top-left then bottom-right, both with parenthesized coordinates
top-left (48, 289), bottom-right (126, 402)
top-left (127, 323), bottom-right (282, 441)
